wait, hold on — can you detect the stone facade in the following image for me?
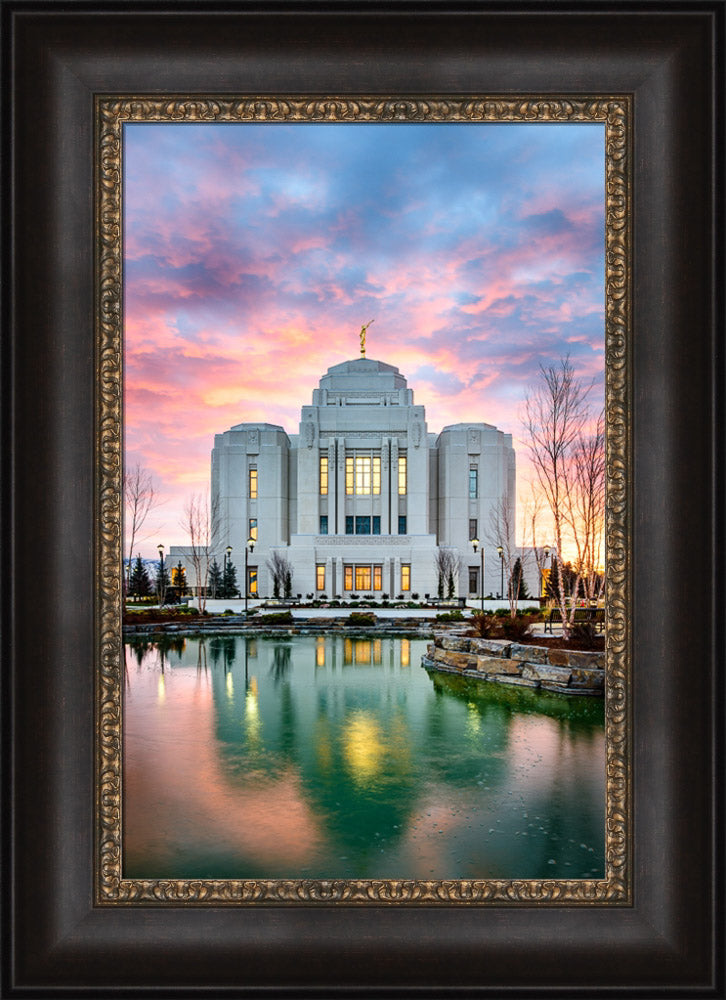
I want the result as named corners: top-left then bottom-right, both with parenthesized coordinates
top-left (172, 357), bottom-right (518, 599)
top-left (423, 634), bottom-right (605, 696)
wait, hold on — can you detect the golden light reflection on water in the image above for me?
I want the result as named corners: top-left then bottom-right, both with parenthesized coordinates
top-left (400, 638), bottom-right (410, 666)
top-left (225, 671), bottom-right (234, 700)
top-left (157, 674), bottom-right (166, 704)
top-left (343, 711), bottom-right (384, 785)
top-left (465, 701), bottom-right (482, 737)
top-left (316, 637), bottom-right (326, 667)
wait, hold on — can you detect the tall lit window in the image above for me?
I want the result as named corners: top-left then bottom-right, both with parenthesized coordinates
top-left (249, 517), bottom-right (258, 541)
top-left (355, 565), bottom-right (372, 591)
top-left (319, 455), bottom-right (328, 495)
top-left (398, 455), bottom-right (407, 495)
top-left (355, 456), bottom-right (371, 494)
top-left (344, 566), bottom-right (354, 591)
top-left (345, 453), bottom-right (381, 494)
top-left (469, 466), bottom-right (478, 499)
top-left (249, 468), bottom-right (258, 498)
top-left (373, 565), bottom-right (383, 591)
top-left (248, 567), bottom-right (258, 595)
top-left (316, 564), bottom-right (326, 590)
top-left (469, 518), bottom-right (478, 540)
top-left (372, 456), bottom-right (381, 494)
top-left (401, 564), bottom-right (411, 591)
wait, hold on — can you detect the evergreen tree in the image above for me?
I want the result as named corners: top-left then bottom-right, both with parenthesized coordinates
top-left (284, 569), bottom-right (293, 599)
top-left (155, 559), bottom-right (171, 605)
top-left (447, 568), bottom-right (455, 599)
top-left (171, 561), bottom-right (187, 600)
top-left (208, 559), bottom-right (223, 599)
top-left (437, 573), bottom-right (444, 599)
top-left (223, 559), bottom-right (239, 598)
top-left (509, 557), bottom-right (531, 600)
top-left (273, 575), bottom-right (280, 599)
top-left (129, 554), bottom-right (152, 598)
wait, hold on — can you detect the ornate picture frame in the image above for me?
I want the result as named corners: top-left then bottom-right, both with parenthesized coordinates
top-left (4, 4), bottom-right (722, 995)
top-left (97, 95), bottom-right (630, 906)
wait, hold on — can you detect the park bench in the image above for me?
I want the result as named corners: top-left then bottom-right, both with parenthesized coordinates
top-left (544, 607), bottom-right (605, 634)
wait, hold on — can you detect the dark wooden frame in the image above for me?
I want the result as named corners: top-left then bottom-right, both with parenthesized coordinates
top-left (2, 2), bottom-right (723, 995)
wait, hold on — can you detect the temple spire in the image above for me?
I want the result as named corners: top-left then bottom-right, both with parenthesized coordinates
top-left (359, 319), bottom-right (374, 357)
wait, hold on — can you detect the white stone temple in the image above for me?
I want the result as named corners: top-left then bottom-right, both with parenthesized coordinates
top-left (188, 355), bottom-right (517, 600)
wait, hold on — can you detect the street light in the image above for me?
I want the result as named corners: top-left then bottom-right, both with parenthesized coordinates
top-left (157, 544), bottom-right (165, 607)
top-left (497, 545), bottom-right (504, 600)
top-left (471, 538), bottom-right (485, 612)
top-left (224, 544), bottom-right (233, 600)
top-left (541, 545), bottom-right (551, 602)
top-left (244, 537), bottom-right (255, 614)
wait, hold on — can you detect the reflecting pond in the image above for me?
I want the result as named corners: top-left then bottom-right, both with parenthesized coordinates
top-left (124, 633), bottom-right (605, 880)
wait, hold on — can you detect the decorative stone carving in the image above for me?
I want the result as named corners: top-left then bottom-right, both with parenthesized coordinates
top-left (411, 422), bottom-right (422, 448)
top-left (468, 427), bottom-right (480, 451)
top-left (304, 420), bottom-right (315, 448)
top-left (248, 428), bottom-right (259, 452)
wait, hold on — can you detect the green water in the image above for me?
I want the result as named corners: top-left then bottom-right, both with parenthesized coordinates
top-left (124, 634), bottom-right (605, 880)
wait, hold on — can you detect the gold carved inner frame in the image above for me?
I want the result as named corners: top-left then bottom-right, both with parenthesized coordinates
top-left (96, 96), bottom-right (631, 905)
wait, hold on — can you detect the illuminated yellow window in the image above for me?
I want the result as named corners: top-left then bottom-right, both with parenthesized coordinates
top-left (401, 564), bottom-right (411, 591)
top-left (248, 567), bottom-right (258, 595)
top-left (355, 456), bottom-right (371, 495)
top-left (319, 455), bottom-right (328, 495)
top-left (346, 457), bottom-right (354, 495)
top-left (398, 455), bottom-right (407, 495)
top-left (316, 564), bottom-right (325, 590)
top-left (249, 468), bottom-right (258, 499)
top-left (373, 565), bottom-right (382, 591)
top-left (248, 517), bottom-right (257, 541)
top-left (372, 456), bottom-right (381, 495)
top-left (355, 565), bottom-right (372, 591)
top-left (344, 565), bottom-right (354, 591)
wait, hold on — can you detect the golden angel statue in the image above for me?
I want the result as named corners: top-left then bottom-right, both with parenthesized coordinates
top-left (359, 319), bottom-right (375, 357)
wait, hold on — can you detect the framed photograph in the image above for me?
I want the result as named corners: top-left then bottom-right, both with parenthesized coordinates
top-left (4, 2), bottom-right (722, 995)
top-left (107, 98), bottom-right (624, 903)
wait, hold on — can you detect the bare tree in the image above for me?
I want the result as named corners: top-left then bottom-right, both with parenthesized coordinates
top-left (123, 464), bottom-right (157, 596)
top-left (569, 410), bottom-right (606, 601)
top-left (266, 551), bottom-right (293, 600)
top-left (523, 356), bottom-right (600, 637)
top-left (181, 493), bottom-right (219, 613)
top-left (486, 498), bottom-right (531, 617)
top-left (433, 548), bottom-right (462, 599)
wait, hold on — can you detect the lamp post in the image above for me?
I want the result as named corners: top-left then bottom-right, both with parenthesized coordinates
top-left (157, 544), bottom-right (165, 607)
top-left (244, 537), bottom-right (255, 614)
top-left (541, 545), bottom-right (551, 602)
top-left (497, 545), bottom-right (504, 600)
top-left (224, 544), bottom-right (232, 600)
top-left (472, 538), bottom-right (485, 612)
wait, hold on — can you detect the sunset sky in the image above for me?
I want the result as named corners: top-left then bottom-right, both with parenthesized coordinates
top-left (124, 121), bottom-right (605, 556)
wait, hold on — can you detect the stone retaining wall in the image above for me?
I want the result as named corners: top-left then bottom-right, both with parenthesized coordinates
top-left (423, 634), bottom-right (604, 696)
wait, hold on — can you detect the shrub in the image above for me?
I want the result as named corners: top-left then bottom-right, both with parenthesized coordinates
top-left (436, 609), bottom-right (464, 622)
top-left (411, 592), bottom-right (419, 601)
top-left (347, 611), bottom-right (376, 627)
top-left (259, 611), bottom-right (293, 625)
top-left (569, 621), bottom-right (599, 648)
top-left (501, 615), bottom-right (535, 641)
top-left (320, 594), bottom-right (328, 600)
top-left (471, 612), bottom-right (499, 638)
top-left (381, 593), bottom-right (389, 601)
top-left (522, 606), bottom-right (541, 617)
top-left (306, 593), bottom-right (314, 600)
top-left (223, 609), bottom-right (236, 616)
top-left (494, 608), bottom-right (509, 618)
